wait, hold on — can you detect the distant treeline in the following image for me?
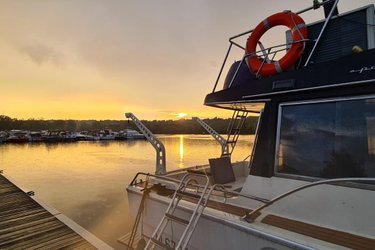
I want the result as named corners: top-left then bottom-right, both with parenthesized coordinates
top-left (0, 115), bottom-right (258, 134)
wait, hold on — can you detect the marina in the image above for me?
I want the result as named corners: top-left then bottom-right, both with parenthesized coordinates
top-left (0, 129), bottom-right (146, 144)
top-left (1, 0), bottom-right (375, 249)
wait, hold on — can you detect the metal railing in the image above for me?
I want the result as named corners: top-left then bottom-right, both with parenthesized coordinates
top-left (131, 173), bottom-right (375, 224)
top-left (211, 0), bottom-right (339, 93)
top-left (130, 171), bottom-right (270, 204)
top-left (243, 177), bottom-right (375, 222)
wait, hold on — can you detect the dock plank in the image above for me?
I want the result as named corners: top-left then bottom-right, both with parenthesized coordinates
top-left (0, 174), bottom-right (97, 249)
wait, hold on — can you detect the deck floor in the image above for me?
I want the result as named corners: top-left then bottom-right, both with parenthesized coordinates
top-left (0, 174), bottom-right (97, 249)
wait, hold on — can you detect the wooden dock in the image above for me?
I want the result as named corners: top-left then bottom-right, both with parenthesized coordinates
top-left (0, 173), bottom-right (108, 249)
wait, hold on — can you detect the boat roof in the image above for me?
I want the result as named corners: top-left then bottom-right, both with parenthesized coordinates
top-left (204, 3), bottom-right (375, 112)
top-left (205, 48), bottom-right (375, 112)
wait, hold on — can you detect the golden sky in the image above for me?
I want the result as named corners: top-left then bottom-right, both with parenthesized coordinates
top-left (0, 0), bottom-right (373, 120)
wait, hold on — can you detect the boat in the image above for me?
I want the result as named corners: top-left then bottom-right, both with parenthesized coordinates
top-left (5, 130), bottom-right (29, 143)
top-left (99, 129), bottom-right (117, 140)
top-left (29, 131), bottom-right (44, 142)
top-left (42, 130), bottom-right (63, 143)
top-left (124, 129), bottom-right (146, 140)
top-left (114, 131), bottom-right (127, 140)
top-left (125, 1), bottom-right (375, 249)
top-left (60, 131), bottom-right (78, 142)
top-left (0, 131), bottom-right (8, 143)
top-left (115, 129), bottom-right (146, 140)
top-left (75, 131), bottom-right (99, 141)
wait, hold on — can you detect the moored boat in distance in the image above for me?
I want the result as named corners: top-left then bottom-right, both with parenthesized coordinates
top-left (99, 129), bottom-right (117, 140)
top-left (75, 131), bottom-right (99, 141)
top-left (42, 130), bottom-right (63, 143)
top-left (29, 131), bottom-right (44, 142)
top-left (124, 129), bottom-right (146, 140)
top-left (0, 131), bottom-right (8, 143)
top-left (0, 128), bottom-right (147, 144)
top-left (60, 131), bottom-right (78, 142)
top-left (6, 130), bottom-right (29, 143)
top-left (115, 129), bottom-right (146, 140)
top-left (125, 1), bottom-right (375, 250)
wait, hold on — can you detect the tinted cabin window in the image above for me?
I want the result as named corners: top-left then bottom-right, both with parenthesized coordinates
top-left (277, 97), bottom-right (375, 178)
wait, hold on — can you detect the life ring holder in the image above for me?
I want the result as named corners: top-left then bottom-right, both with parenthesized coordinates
top-left (245, 11), bottom-right (308, 77)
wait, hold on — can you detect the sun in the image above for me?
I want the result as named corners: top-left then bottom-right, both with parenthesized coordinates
top-left (176, 113), bottom-right (187, 119)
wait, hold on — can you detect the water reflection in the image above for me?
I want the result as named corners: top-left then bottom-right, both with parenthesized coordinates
top-left (0, 135), bottom-right (254, 249)
top-left (179, 135), bottom-right (184, 168)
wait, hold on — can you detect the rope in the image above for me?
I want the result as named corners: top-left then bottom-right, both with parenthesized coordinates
top-left (128, 176), bottom-right (151, 249)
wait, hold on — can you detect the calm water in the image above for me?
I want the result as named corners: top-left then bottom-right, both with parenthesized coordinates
top-left (0, 134), bottom-right (254, 249)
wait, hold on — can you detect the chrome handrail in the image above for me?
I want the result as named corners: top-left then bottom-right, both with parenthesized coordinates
top-left (130, 174), bottom-right (375, 222)
top-left (243, 177), bottom-right (375, 222)
top-left (227, 39), bottom-right (309, 89)
top-left (130, 171), bottom-right (270, 204)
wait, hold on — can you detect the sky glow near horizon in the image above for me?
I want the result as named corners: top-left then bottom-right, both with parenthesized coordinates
top-left (0, 0), bottom-right (373, 120)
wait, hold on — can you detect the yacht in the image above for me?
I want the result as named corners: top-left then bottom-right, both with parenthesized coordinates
top-left (125, 129), bottom-right (146, 140)
top-left (125, 1), bottom-right (375, 249)
top-left (99, 129), bottom-right (117, 140)
top-left (42, 130), bottom-right (63, 143)
top-left (6, 130), bottom-right (29, 143)
top-left (29, 131), bottom-right (44, 142)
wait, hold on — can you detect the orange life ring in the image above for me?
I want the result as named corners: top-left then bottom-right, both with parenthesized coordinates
top-left (245, 11), bottom-right (308, 77)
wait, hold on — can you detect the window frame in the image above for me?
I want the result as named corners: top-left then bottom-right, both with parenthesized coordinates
top-left (274, 94), bottom-right (375, 183)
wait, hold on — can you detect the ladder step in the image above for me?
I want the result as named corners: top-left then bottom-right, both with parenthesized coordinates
top-left (176, 190), bottom-right (201, 199)
top-left (151, 238), bottom-right (174, 250)
top-left (165, 213), bottom-right (189, 225)
top-left (226, 140), bottom-right (236, 144)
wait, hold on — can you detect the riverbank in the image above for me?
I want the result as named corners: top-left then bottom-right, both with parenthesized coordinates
top-left (0, 115), bottom-right (258, 135)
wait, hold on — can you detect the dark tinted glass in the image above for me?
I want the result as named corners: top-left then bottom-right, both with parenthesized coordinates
top-left (277, 98), bottom-right (375, 178)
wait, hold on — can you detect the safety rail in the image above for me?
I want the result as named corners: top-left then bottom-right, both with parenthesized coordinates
top-left (211, 0), bottom-right (339, 93)
top-left (243, 177), bottom-right (375, 222)
top-left (130, 172), bottom-right (270, 204)
top-left (229, 39), bottom-right (309, 88)
top-left (131, 173), bottom-right (375, 224)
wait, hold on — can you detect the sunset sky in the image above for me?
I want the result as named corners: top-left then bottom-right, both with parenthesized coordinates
top-left (0, 0), bottom-right (373, 120)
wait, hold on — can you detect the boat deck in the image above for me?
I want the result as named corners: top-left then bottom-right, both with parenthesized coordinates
top-left (131, 182), bottom-right (375, 250)
top-left (0, 173), bottom-right (97, 249)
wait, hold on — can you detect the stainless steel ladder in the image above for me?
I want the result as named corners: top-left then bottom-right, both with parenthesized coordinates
top-left (222, 110), bottom-right (248, 158)
top-left (145, 173), bottom-right (211, 250)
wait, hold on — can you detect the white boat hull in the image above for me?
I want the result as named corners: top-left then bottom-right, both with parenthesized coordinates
top-left (127, 188), bottom-right (311, 250)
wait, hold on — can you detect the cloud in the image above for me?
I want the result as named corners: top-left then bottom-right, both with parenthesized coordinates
top-left (14, 41), bottom-right (64, 67)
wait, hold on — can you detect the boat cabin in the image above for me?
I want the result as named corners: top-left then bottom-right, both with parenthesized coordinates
top-left (205, 3), bottom-right (375, 182)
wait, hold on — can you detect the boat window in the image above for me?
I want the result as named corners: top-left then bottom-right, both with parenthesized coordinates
top-left (276, 96), bottom-right (375, 179)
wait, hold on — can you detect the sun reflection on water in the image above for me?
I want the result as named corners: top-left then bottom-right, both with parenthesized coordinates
top-left (179, 135), bottom-right (184, 168)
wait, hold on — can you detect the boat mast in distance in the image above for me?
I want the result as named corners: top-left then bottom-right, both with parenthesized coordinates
top-left (125, 112), bottom-right (166, 175)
